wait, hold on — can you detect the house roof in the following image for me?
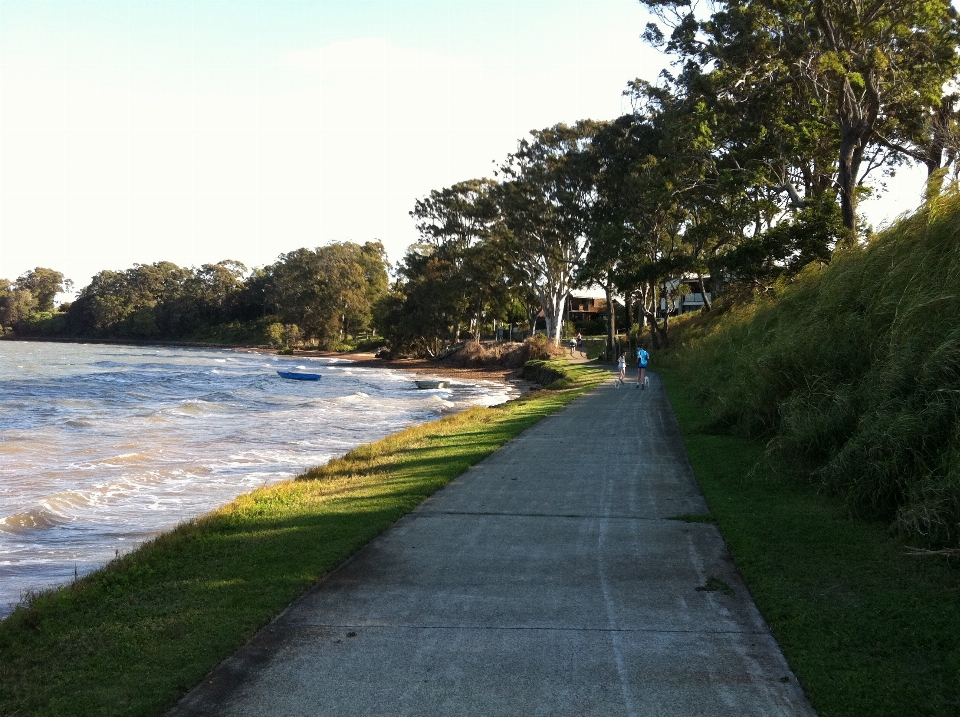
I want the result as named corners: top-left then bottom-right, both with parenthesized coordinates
top-left (567, 287), bottom-right (625, 305)
top-left (568, 287), bottom-right (608, 299)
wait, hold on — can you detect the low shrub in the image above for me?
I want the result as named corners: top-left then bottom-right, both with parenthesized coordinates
top-left (442, 336), bottom-right (565, 369)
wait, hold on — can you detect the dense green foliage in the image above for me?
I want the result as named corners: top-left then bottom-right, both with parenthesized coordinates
top-left (670, 190), bottom-right (960, 548)
top-left (0, 364), bottom-right (608, 717)
top-left (256, 242), bottom-right (389, 347)
top-left (381, 125), bottom-right (610, 355)
top-left (641, 0), bottom-right (960, 237)
top-left (0, 268), bottom-right (73, 328)
top-left (378, 180), bottom-right (532, 355)
top-left (0, 242), bottom-right (389, 349)
top-left (662, 368), bottom-right (960, 717)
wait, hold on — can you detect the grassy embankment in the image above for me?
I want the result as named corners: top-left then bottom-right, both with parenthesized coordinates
top-left (0, 360), bottom-right (606, 717)
top-left (660, 191), bottom-right (960, 715)
top-left (664, 369), bottom-right (960, 716)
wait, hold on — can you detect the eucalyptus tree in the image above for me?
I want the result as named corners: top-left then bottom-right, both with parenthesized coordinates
top-left (69, 270), bottom-right (134, 334)
top-left (640, 0), bottom-right (960, 241)
top-left (66, 262), bottom-right (187, 336)
top-left (497, 120), bottom-right (605, 345)
top-left (583, 102), bottom-right (758, 346)
top-left (0, 279), bottom-right (37, 328)
top-left (327, 241), bottom-right (389, 339)
top-left (146, 262), bottom-right (202, 335)
top-left (408, 179), bottom-right (505, 342)
top-left (578, 112), bottom-right (670, 348)
top-left (602, 107), bottom-right (704, 346)
top-left (459, 231), bottom-right (527, 343)
top-left (264, 242), bottom-right (389, 348)
top-left (356, 241), bottom-right (391, 316)
top-left (624, 68), bottom-right (844, 302)
top-left (376, 245), bottom-right (464, 355)
top-left (879, 91), bottom-right (960, 185)
top-left (14, 267), bottom-right (73, 312)
top-left (581, 115), bottom-right (659, 351)
top-left (410, 179), bottom-right (500, 253)
top-left (178, 261), bottom-right (248, 331)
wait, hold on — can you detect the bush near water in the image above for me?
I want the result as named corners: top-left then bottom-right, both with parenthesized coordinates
top-left (671, 191), bottom-right (960, 549)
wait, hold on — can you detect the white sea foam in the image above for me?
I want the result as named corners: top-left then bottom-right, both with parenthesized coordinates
top-left (0, 342), bottom-right (517, 615)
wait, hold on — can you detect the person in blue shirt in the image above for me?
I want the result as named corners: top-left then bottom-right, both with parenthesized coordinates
top-left (636, 347), bottom-right (650, 389)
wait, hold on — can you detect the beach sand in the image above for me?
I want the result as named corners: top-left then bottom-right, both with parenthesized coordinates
top-left (247, 348), bottom-right (541, 395)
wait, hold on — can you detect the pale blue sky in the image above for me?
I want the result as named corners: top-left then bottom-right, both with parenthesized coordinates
top-left (0, 0), bottom-right (925, 290)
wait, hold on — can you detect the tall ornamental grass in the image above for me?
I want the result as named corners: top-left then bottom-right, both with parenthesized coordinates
top-left (674, 191), bottom-right (960, 548)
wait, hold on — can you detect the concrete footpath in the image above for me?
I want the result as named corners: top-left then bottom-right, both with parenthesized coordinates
top-left (168, 371), bottom-right (817, 717)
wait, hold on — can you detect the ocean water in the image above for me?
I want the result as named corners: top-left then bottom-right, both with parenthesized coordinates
top-left (0, 342), bottom-right (517, 615)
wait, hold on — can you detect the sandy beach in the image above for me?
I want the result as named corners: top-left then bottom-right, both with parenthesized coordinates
top-left (1, 336), bottom-right (545, 395)
top-left (245, 347), bottom-right (541, 394)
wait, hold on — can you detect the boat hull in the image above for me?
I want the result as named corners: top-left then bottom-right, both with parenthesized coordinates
top-left (277, 371), bottom-right (322, 381)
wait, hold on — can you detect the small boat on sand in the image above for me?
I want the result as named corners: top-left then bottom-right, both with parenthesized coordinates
top-left (414, 379), bottom-right (450, 389)
top-left (277, 371), bottom-right (322, 381)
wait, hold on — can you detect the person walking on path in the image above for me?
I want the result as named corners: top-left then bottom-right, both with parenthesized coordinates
top-left (576, 332), bottom-right (583, 357)
top-left (617, 351), bottom-right (626, 387)
top-left (569, 337), bottom-right (577, 357)
top-left (636, 346), bottom-right (650, 389)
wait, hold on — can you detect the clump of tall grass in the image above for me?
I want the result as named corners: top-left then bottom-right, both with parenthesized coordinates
top-left (675, 189), bottom-right (960, 548)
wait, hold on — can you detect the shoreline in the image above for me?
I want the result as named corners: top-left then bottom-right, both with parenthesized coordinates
top-left (0, 361), bottom-right (609, 717)
top-left (0, 340), bottom-right (540, 616)
top-left (1, 335), bottom-right (540, 394)
top-left (246, 347), bottom-right (539, 393)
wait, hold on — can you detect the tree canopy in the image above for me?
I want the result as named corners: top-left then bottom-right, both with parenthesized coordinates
top-left (1, 244), bottom-right (389, 349)
top-left (6, 0), bottom-right (959, 353)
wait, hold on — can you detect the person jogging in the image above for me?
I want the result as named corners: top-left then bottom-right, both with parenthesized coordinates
top-left (636, 346), bottom-right (650, 389)
top-left (617, 351), bottom-right (626, 387)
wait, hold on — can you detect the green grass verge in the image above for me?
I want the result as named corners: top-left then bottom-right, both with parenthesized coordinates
top-left (0, 365), bottom-right (607, 717)
top-left (661, 367), bottom-right (960, 717)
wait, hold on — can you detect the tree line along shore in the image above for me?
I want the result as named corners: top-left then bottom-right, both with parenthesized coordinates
top-left (5, 1), bottom-right (960, 356)
top-left (4, 1), bottom-right (960, 359)
top-left (3, 1), bottom-right (960, 713)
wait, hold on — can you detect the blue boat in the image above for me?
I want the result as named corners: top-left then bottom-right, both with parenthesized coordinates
top-left (277, 370), bottom-right (322, 381)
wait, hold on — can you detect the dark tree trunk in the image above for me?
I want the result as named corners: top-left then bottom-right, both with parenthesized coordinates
top-left (644, 312), bottom-right (668, 349)
top-left (835, 72), bottom-right (878, 246)
top-left (837, 131), bottom-right (860, 241)
top-left (696, 273), bottom-right (712, 312)
top-left (526, 305), bottom-right (538, 336)
top-left (604, 284), bottom-right (615, 359)
top-left (639, 287), bottom-right (668, 349)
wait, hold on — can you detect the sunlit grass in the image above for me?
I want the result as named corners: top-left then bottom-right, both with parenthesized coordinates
top-left (0, 365), bottom-right (607, 717)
